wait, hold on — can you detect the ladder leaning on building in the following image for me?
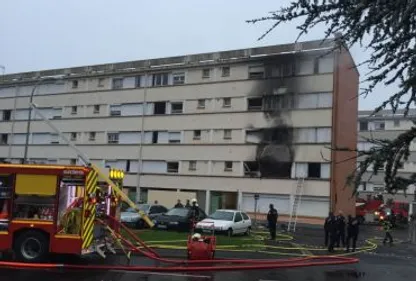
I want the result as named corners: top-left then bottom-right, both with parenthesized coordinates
top-left (287, 177), bottom-right (305, 233)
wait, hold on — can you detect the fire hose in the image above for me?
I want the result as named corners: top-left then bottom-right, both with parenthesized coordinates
top-left (0, 215), bottom-right (359, 272)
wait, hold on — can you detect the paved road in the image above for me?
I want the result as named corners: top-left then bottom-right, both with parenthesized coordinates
top-left (0, 225), bottom-right (414, 281)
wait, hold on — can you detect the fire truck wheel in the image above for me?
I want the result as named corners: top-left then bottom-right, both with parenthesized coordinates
top-left (14, 231), bottom-right (49, 263)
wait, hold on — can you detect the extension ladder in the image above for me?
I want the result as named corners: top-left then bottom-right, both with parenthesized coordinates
top-left (287, 177), bottom-right (305, 233)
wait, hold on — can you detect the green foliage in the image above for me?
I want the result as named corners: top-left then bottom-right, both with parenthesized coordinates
top-left (248, 0), bottom-right (416, 194)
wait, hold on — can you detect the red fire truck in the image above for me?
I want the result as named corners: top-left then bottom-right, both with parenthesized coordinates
top-left (0, 163), bottom-right (146, 262)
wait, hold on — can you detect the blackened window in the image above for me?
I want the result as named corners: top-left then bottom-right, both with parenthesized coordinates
top-left (308, 163), bottom-right (321, 178)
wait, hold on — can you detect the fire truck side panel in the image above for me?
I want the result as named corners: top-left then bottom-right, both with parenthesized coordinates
top-left (51, 235), bottom-right (83, 254)
top-left (0, 232), bottom-right (9, 251)
top-left (8, 220), bottom-right (55, 251)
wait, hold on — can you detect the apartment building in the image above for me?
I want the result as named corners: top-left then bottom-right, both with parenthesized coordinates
top-left (357, 109), bottom-right (416, 202)
top-left (0, 38), bottom-right (358, 218)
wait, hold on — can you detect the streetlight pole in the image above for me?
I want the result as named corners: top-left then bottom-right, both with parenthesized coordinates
top-left (22, 77), bottom-right (63, 163)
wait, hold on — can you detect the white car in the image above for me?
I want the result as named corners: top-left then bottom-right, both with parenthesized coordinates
top-left (195, 209), bottom-right (252, 236)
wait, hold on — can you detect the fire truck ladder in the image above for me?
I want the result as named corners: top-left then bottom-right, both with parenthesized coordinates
top-left (29, 102), bottom-right (154, 229)
top-left (287, 177), bottom-right (304, 233)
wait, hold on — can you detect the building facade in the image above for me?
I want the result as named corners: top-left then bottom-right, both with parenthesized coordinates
top-left (0, 38), bottom-right (358, 218)
top-left (357, 109), bottom-right (416, 202)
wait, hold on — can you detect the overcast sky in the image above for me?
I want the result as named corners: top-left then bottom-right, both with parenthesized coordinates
top-left (0, 0), bottom-right (396, 110)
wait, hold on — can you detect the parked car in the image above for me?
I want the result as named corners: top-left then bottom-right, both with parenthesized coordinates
top-left (120, 204), bottom-right (168, 229)
top-left (153, 207), bottom-right (207, 231)
top-left (195, 209), bottom-right (252, 236)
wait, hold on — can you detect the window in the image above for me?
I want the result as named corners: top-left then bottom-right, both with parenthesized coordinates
top-left (93, 105), bottom-right (100, 114)
top-left (71, 106), bottom-right (77, 115)
top-left (70, 159), bottom-right (77, 165)
top-left (223, 98), bottom-right (231, 107)
top-left (112, 78), bottom-right (123, 89)
top-left (89, 132), bottom-right (96, 141)
top-left (202, 69), bottom-right (211, 78)
top-left (0, 134), bottom-right (8, 144)
top-left (98, 78), bottom-right (105, 87)
top-left (2, 110), bottom-right (11, 121)
top-left (242, 213), bottom-right (249, 220)
top-left (316, 128), bottom-right (331, 143)
top-left (197, 99), bottom-right (205, 109)
top-left (264, 95), bottom-right (294, 111)
top-left (171, 102), bottom-right (183, 114)
top-left (50, 134), bottom-right (59, 144)
top-left (71, 80), bottom-right (78, 88)
top-left (234, 212), bottom-right (243, 222)
top-left (247, 98), bottom-right (262, 110)
top-left (374, 122), bottom-right (385, 130)
top-left (224, 161), bottom-right (233, 171)
top-left (168, 131), bottom-right (181, 143)
top-left (154, 102), bottom-right (166, 114)
top-left (173, 72), bottom-right (185, 85)
top-left (167, 162), bottom-right (179, 173)
top-left (248, 65), bottom-right (265, 79)
top-left (152, 73), bottom-right (169, 86)
top-left (70, 132), bottom-right (77, 141)
top-left (295, 60), bottom-right (314, 75)
top-left (110, 105), bottom-right (121, 116)
top-left (193, 130), bottom-right (201, 140)
top-left (52, 107), bottom-right (62, 119)
top-left (223, 129), bottom-right (232, 140)
top-left (108, 133), bottom-right (119, 144)
top-left (135, 76), bottom-right (142, 88)
top-left (307, 163), bottom-right (321, 178)
top-left (221, 66), bottom-right (230, 77)
top-left (394, 119), bottom-right (400, 127)
top-left (359, 121), bottom-right (368, 131)
top-left (189, 161), bottom-right (197, 171)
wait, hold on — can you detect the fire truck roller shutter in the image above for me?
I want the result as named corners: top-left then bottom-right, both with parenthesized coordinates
top-left (15, 174), bottom-right (57, 196)
top-left (81, 169), bottom-right (98, 249)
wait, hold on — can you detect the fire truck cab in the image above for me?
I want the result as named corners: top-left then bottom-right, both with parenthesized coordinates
top-left (0, 163), bottom-right (122, 262)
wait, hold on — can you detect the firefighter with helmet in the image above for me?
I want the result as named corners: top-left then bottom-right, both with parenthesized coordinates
top-left (190, 198), bottom-right (200, 229)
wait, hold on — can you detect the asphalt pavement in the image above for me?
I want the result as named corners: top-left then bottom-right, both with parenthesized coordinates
top-left (0, 225), bottom-right (415, 281)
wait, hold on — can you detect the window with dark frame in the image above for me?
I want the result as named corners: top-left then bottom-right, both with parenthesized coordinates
top-left (0, 134), bottom-right (8, 144)
top-left (152, 73), bottom-right (169, 86)
top-left (202, 69), bottom-right (211, 78)
top-left (193, 130), bottom-right (201, 140)
top-left (167, 162), bottom-right (179, 173)
top-left (221, 66), bottom-right (230, 77)
top-left (107, 133), bottom-right (119, 144)
top-left (72, 80), bottom-right (79, 88)
top-left (307, 163), bottom-right (321, 178)
top-left (223, 98), bottom-right (231, 107)
top-left (93, 105), bottom-right (100, 114)
top-left (70, 132), bottom-right (77, 141)
top-left (71, 106), bottom-right (77, 115)
top-left (112, 78), bottom-right (123, 89)
top-left (89, 132), bottom-right (96, 141)
top-left (247, 98), bottom-right (263, 110)
top-left (223, 129), bottom-right (232, 139)
top-left (2, 110), bottom-right (11, 121)
top-left (224, 161), bottom-right (233, 171)
top-left (189, 161), bottom-right (197, 171)
top-left (98, 78), bottom-right (105, 87)
top-left (154, 102), bottom-right (167, 114)
top-left (197, 99), bottom-right (205, 109)
top-left (170, 102), bottom-right (183, 114)
top-left (359, 121), bottom-right (368, 131)
top-left (173, 72), bottom-right (185, 85)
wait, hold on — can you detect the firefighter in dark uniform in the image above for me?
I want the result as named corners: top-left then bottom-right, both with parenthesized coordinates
top-left (382, 216), bottom-right (393, 245)
top-left (327, 213), bottom-right (337, 252)
top-left (336, 211), bottom-right (346, 248)
top-left (346, 215), bottom-right (359, 252)
top-left (324, 212), bottom-right (333, 246)
top-left (267, 204), bottom-right (278, 240)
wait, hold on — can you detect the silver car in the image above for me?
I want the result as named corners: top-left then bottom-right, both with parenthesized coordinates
top-left (120, 204), bottom-right (168, 229)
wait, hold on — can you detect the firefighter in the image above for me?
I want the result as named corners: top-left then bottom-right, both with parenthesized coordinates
top-left (346, 215), bottom-right (359, 252)
top-left (382, 216), bottom-right (394, 245)
top-left (327, 213), bottom-right (337, 252)
top-left (185, 199), bottom-right (191, 208)
top-left (267, 204), bottom-right (278, 240)
top-left (324, 212), bottom-right (333, 246)
top-left (174, 199), bottom-right (184, 208)
top-left (190, 198), bottom-right (200, 221)
top-left (336, 210), bottom-right (346, 248)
